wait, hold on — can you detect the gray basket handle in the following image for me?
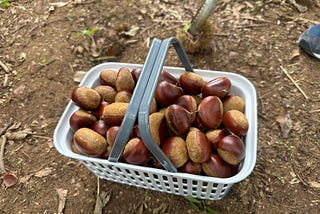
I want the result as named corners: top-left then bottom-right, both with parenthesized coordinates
top-left (108, 38), bottom-right (162, 162)
top-left (138, 37), bottom-right (194, 172)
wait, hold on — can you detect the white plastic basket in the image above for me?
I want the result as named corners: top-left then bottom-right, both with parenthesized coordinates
top-left (53, 60), bottom-right (258, 200)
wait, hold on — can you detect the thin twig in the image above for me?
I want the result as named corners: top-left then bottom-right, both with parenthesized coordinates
top-left (0, 136), bottom-right (7, 173)
top-left (309, 109), bottom-right (320, 113)
top-left (0, 120), bottom-right (14, 137)
top-left (280, 66), bottom-right (309, 100)
top-left (0, 60), bottom-right (10, 73)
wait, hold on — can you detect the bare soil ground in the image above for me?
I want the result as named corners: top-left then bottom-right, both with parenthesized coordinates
top-left (0, 0), bottom-right (320, 213)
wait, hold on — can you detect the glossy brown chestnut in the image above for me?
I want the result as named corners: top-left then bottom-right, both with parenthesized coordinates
top-left (202, 154), bottom-right (232, 178)
top-left (115, 67), bottom-right (135, 92)
top-left (198, 96), bottom-right (223, 130)
top-left (131, 67), bottom-right (142, 83)
top-left (106, 126), bottom-right (120, 146)
top-left (69, 109), bottom-right (97, 132)
top-left (206, 129), bottom-right (227, 151)
top-left (179, 71), bottom-right (205, 95)
top-left (161, 136), bottom-right (189, 168)
top-left (99, 69), bottom-right (117, 87)
top-left (186, 128), bottom-right (211, 163)
top-left (159, 70), bottom-right (178, 84)
top-left (123, 138), bottom-right (151, 165)
top-left (102, 102), bottom-right (129, 126)
top-left (175, 95), bottom-right (197, 122)
top-left (165, 104), bottom-right (192, 136)
top-left (93, 101), bottom-right (109, 119)
top-left (155, 81), bottom-right (184, 107)
top-left (73, 128), bottom-right (107, 157)
top-left (178, 160), bottom-right (202, 175)
top-left (202, 77), bottom-right (231, 98)
top-left (222, 110), bottom-right (249, 136)
top-left (71, 86), bottom-right (101, 110)
top-left (217, 135), bottom-right (245, 165)
top-left (94, 85), bottom-right (116, 103)
top-left (91, 120), bottom-right (109, 137)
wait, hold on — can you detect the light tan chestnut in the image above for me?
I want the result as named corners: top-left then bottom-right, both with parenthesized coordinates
top-left (149, 112), bottom-right (166, 146)
top-left (73, 128), bottom-right (107, 157)
top-left (71, 86), bottom-right (101, 110)
top-left (115, 67), bottom-right (135, 92)
top-left (179, 71), bottom-right (205, 95)
top-left (186, 128), bottom-right (211, 163)
top-left (222, 109), bottom-right (249, 136)
top-left (198, 96), bottom-right (223, 130)
top-left (161, 136), bottom-right (189, 168)
top-left (99, 69), bottom-right (117, 87)
top-left (115, 90), bottom-right (132, 103)
top-left (102, 102), bottom-right (129, 126)
top-left (217, 135), bottom-right (245, 165)
top-left (202, 154), bottom-right (232, 178)
top-left (222, 95), bottom-right (245, 113)
top-left (94, 85), bottom-right (116, 103)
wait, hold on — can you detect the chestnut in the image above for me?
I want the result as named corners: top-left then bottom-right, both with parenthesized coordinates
top-left (222, 110), bottom-right (249, 136)
top-left (222, 95), bottom-right (245, 113)
top-left (131, 67), bottom-right (142, 83)
top-left (73, 128), bottom-right (107, 157)
top-left (155, 81), bottom-right (184, 107)
top-left (217, 135), bottom-right (245, 165)
top-left (123, 138), bottom-right (151, 165)
top-left (161, 136), bottom-right (189, 168)
top-left (106, 126), bottom-right (120, 146)
top-left (71, 86), bottom-right (101, 110)
top-left (101, 102), bottom-right (129, 126)
top-left (69, 109), bottom-right (97, 132)
top-left (93, 101), bottom-right (109, 119)
top-left (94, 85), bottom-right (116, 104)
top-left (179, 71), bottom-right (205, 95)
top-left (202, 77), bottom-right (231, 98)
top-left (159, 70), bottom-right (178, 84)
top-left (202, 154), bottom-right (232, 178)
top-left (198, 96), bottom-right (223, 130)
top-left (175, 95), bottom-right (197, 122)
top-left (91, 120), bottom-right (109, 137)
top-left (206, 129), bottom-right (227, 151)
top-left (99, 69), bottom-right (117, 87)
top-left (149, 112), bottom-right (167, 146)
top-left (115, 90), bottom-right (132, 103)
top-left (186, 128), bottom-right (211, 163)
top-left (115, 67), bottom-right (135, 92)
top-left (178, 160), bottom-right (202, 175)
top-left (165, 104), bottom-right (192, 136)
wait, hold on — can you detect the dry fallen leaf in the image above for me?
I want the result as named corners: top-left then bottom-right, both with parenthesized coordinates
top-left (94, 191), bottom-right (111, 214)
top-left (5, 131), bottom-right (28, 140)
top-left (276, 110), bottom-right (293, 138)
top-left (73, 71), bottom-right (87, 83)
top-left (56, 188), bottom-right (68, 214)
top-left (309, 181), bottom-right (320, 188)
top-left (35, 167), bottom-right (53, 178)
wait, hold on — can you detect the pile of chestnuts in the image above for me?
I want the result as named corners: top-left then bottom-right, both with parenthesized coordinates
top-left (69, 67), bottom-right (249, 178)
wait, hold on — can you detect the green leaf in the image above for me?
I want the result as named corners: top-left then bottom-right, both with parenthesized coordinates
top-left (206, 207), bottom-right (220, 214)
top-left (0, 0), bottom-right (10, 7)
top-left (79, 28), bottom-right (97, 36)
top-left (185, 196), bottom-right (202, 204)
top-left (183, 23), bottom-right (191, 31)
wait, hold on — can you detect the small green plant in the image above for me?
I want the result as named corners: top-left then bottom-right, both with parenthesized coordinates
top-left (185, 196), bottom-right (219, 214)
top-left (78, 28), bottom-right (97, 37)
top-left (0, 0), bottom-right (10, 7)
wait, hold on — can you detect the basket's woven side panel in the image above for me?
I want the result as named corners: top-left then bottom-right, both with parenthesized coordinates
top-left (80, 160), bottom-right (233, 200)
